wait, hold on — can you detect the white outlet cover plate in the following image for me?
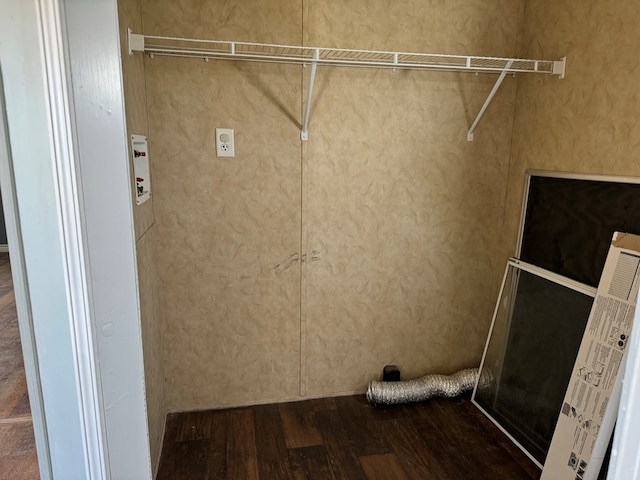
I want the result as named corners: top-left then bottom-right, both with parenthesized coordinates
top-left (216, 128), bottom-right (235, 157)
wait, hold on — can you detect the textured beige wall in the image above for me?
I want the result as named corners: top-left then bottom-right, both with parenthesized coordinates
top-left (503, 0), bottom-right (640, 258)
top-left (143, 0), bottom-right (303, 410)
top-left (134, 226), bottom-right (164, 472)
top-left (302, 1), bottom-right (522, 395)
top-left (304, 0), bottom-right (522, 55)
top-left (117, 0), bottom-right (165, 473)
top-left (147, 58), bottom-right (303, 410)
top-left (142, 0), bottom-right (524, 410)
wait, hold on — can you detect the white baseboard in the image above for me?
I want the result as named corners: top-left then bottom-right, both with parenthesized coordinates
top-left (0, 244), bottom-right (8, 252)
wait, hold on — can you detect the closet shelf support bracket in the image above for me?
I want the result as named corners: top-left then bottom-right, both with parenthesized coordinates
top-left (301, 49), bottom-right (319, 141)
top-left (467, 60), bottom-right (514, 142)
top-left (128, 29), bottom-right (144, 56)
top-left (553, 57), bottom-right (567, 79)
top-left (467, 56), bottom-right (565, 141)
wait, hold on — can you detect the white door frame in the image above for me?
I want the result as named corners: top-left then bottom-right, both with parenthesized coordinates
top-left (0, 0), bottom-right (151, 478)
top-left (0, 1), bottom-right (102, 475)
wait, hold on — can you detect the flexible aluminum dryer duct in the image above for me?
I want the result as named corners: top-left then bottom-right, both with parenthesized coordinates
top-left (366, 368), bottom-right (479, 406)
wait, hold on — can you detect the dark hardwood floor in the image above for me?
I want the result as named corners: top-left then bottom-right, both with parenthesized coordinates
top-left (0, 252), bottom-right (39, 479)
top-left (157, 393), bottom-right (540, 480)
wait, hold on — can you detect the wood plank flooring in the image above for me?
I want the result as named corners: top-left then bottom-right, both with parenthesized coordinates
top-left (157, 393), bottom-right (541, 480)
top-left (0, 253), bottom-right (39, 479)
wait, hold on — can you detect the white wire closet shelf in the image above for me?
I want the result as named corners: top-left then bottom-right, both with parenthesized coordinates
top-left (128, 30), bottom-right (566, 141)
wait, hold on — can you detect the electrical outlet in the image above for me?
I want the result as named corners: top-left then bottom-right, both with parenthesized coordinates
top-left (216, 128), bottom-right (235, 157)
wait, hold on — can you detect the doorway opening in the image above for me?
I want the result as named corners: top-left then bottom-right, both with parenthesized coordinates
top-left (0, 248), bottom-right (38, 478)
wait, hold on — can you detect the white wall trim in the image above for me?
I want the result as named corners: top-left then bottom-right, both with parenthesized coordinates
top-left (62, 0), bottom-right (153, 477)
top-left (0, 244), bottom-right (8, 252)
top-left (2, 0), bottom-right (152, 477)
top-left (36, 0), bottom-right (108, 477)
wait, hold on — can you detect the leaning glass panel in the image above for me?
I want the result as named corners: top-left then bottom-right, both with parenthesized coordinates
top-left (473, 261), bottom-right (594, 466)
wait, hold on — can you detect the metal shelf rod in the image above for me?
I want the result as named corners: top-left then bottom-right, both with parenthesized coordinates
top-left (128, 30), bottom-right (566, 141)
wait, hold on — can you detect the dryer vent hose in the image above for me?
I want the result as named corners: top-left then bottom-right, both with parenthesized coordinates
top-left (366, 368), bottom-right (479, 406)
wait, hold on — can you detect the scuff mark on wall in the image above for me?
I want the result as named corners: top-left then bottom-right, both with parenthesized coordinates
top-left (302, 250), bottom-right (322, 263)
top-left (275, 250), bottom-right (322, 272)
top-left (275, 252), bottom-right (299, 272)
